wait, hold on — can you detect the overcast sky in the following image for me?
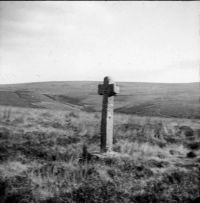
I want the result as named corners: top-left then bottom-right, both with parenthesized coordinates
top-left (0, 1), bottom-right (200, 84)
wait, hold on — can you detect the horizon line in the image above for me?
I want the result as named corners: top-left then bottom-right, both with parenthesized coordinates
top-left (0, 79), bottom-right (199, 86)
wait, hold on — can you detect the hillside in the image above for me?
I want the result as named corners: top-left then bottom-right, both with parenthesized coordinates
top-left (0, 81), bottom-right (199, 119)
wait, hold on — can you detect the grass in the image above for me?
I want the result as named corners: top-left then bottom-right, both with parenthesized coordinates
top-left (0, 105), bottom-right (200, 202)
top-left (0, 81), bottom-right (200, 118)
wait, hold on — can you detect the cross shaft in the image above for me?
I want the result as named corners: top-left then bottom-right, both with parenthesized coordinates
top-left (98, 76), bottom-right (119, 152)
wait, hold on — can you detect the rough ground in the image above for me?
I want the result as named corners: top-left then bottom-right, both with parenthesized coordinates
top-left (0, 106), bottom-right (200, 203)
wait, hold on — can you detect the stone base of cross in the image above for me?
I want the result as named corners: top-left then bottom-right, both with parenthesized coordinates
top-left (98, 76), bottom-right (120, 153)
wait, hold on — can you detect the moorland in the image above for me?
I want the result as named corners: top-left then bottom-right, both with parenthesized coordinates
top-left (0, 81), bottom-right (199, 118)
top-left (0, 81), bottom-right (200, 202)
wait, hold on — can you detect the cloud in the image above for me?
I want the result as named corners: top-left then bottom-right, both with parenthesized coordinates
top-left (0, 1), bottom-right (200, 84)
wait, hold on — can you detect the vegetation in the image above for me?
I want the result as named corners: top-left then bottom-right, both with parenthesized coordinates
top-left (0, 105), bottom-right (200, 203)
top-left (0, 81), bottom-right (200, 118)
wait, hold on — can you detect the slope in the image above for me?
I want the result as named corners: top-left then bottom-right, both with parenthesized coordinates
top-left (0, 81), bottom-right (199, 118)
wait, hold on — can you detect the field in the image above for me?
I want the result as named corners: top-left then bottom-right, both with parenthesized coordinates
top-left (0, 81), bottom-right (200, 119)
top-left (0, 105), bottom-right (200, 203)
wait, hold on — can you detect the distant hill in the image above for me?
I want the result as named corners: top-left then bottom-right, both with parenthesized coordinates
top-left (0, 81), bottom-right (199, 119)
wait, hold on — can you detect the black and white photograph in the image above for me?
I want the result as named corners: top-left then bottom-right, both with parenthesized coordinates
top-left (0, 1), bottom-right (200, 202)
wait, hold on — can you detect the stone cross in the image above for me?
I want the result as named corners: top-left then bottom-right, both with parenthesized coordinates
top-left (98, 76), bottom-right (120, 153)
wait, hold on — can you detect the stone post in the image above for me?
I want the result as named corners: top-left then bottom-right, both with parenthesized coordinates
top-left (98, 76), bottom-right (120, 152)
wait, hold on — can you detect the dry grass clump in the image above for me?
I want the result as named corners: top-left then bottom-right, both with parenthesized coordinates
top-left (0, 106), bottom-right (199, 202)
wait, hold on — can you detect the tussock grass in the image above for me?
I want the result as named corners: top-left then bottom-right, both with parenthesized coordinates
top-left (0, 106), bottom-right (199, 202)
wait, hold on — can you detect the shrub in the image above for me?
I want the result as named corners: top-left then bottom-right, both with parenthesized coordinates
top-left (186, 142), bottom-right (200, 150)
top-left (68, 111), bottom-right (80, 118)
top-left (186, 151), bottom-right (197, 158)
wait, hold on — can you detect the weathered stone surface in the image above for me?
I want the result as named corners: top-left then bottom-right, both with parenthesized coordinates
top-left (98, 76), bottom-right (119, 153)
